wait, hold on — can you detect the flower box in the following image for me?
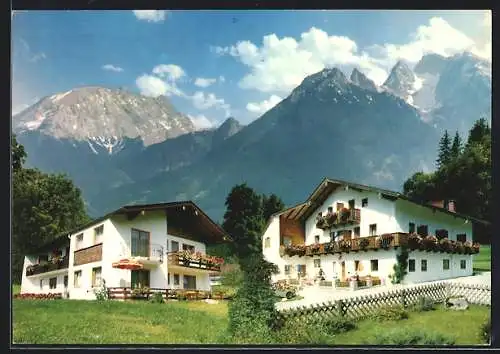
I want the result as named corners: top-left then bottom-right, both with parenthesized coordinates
top-left (359, 238), bottom-right (370, 251)
top-left (422, 235), bottom-right (438, 252)
top-left (377, 234), bottom-right (394, 249)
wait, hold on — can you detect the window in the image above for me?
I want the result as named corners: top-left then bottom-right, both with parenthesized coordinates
top-left (75, 233), bottom-right (84, 249)
top-left (370, 260), bottom-right (379, 272)
top-left (435, 229), bottom-right (449, 240)
top-left (417, 225), bottom-right (429, 237)
top-left (94, 225), bottom-right (104, 244)
top-left (131, 270), bottom-right (150, 288)
top-left (39, 279), bottom-right (43, 290)
top-left (182, 244), bottom-right (195, 252)
top-left (91, 267), bottom-right (102, 287)
top-left (131, 229), bottom-right (150, 257)
top-left (336, 202), bottom-right (344, 211)
top-left (460, 260), bottom-right (467, 269)
top-left (284, 265), bottom-right (291, 275)
top-left (64, 275), bottom-right (68, 288)
top-left (354, 227), bottom-right (360, 237)
top-left (408, 259), bottom-right (416, 272)
top-left (168, 273), bottom-right (171, 285)
top-left (283, 237), bottom-right (292, 247)
top-left (409, 222), bottom-right (415, 233)
top-left (314, 259), bottom-right (321, 268)
top-left (332, 262), bottom-right (336, 274)
top-left (344, 230), bottom-right (352, 240)
top-left (173, 274), bottom-right (180, 286)
top-left (183, 275), bottom-right (197, 289)
top-left (49, 277), bottom-right (57, 289)
top-left (369, 224), bottom-right (377, 236)
top-left (74, 271), bottom-right (82, 288)
top-left (171, 240), bottom-right (179, 252)
top-left (336, 230), bottom-right (344, 238)
top-left (327, 206), bottom-right (333, 213)
top-left (456, 234), bottom-right (467, 243)
top-left (264, 237), bottom-right (271, 248)
top-left (297, 264), bottom-right (306, 276)
top-left (314, 235), bottom-right (320, 244)
top-left (329, 231), bottom-right (335, 242)
top-left (362, 198), bottom-right (368, 207)
top-left (421, 260), bottom-right (427, 272)
top-left (348, 199), bottom-right (355, 209)
top-left (354, 260), bottom-right (360, 272)
top-left (443, 259), bottom-right (450, 270)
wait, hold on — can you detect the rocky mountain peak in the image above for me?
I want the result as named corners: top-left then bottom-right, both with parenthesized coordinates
top-left (213, 117), bottom-right (244, 141)
top-left (414, 53), bottom-right (447, 75)
top-left (12, 86), bottom-right (196, 150)
top-left (383, 60), bottom-right (417, 99)
top-left (350, 68), bottom-right (378, 91)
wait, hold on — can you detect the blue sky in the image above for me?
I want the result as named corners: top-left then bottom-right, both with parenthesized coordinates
top-left (12, 10), bottom-right (491, 128)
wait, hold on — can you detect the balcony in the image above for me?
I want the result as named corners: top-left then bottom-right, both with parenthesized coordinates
top-left (74, 243), bottom-right (103, 266)
top-left (279, 233), bottom-right (481, 257)
top-left (26, 256), bottom-right (69, 276)
top-left (167, 251), bottom-right (224, 272)
top-left (316, 208), bottom-right (361, 230)
top-left (113, 244), bottom-right (164, 270)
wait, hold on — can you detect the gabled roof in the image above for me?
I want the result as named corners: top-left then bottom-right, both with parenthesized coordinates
top-left (272, 177), bottom-right (489, 225)
top-left (33, 201), bottom-right (231, 254)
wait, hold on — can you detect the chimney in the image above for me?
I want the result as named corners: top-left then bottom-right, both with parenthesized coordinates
top-left (428, 200), bottom-right (445, 208)
top-left (447, 200), bottom-right (456, 213)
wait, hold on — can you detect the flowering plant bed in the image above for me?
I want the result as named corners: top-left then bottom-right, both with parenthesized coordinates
top-left (359, 238), bottom-right (370, 251)
top-left (325, 212), bottom-right (337, 225)
top-left (407, 233), bottom-right (422, 250)
top-left (338, 240), bottom-right (351, 252)
top-left (316, 215), bottom-right (329, 229)
top-left (421, 235), bottom-right (438, 252)
top-left (14, 293), bottom-right (62, 300)
top-left (284, 244), bottom-right (307, 257)
top-left (338, 207), bottom-right (351, 224)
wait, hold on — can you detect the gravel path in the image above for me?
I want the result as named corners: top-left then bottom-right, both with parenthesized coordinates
top-left (276, 272), bottom-right (491, 311)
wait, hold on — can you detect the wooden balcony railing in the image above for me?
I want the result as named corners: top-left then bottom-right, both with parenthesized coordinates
top-left (74, 243), bottom-right (103, 266)
top-left (167, 251), bottom-right (224, 272)
top-left (26, 256), bottom-right (69, 276)
top-left (279, 233), bottom-right (481, 257)
top-left (316, 208), bottom-right (361, 230)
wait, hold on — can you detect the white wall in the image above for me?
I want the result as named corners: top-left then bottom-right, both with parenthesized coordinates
top-left (394, 200), bottom-right (473, 241)
top-left (273, 250), bottom-right (397, 285)
top-left (262, 215), bottom-right (284, 271)
top-left (404, 250), bottom-right (473, 283)
top-left (304, 188), bottom-right (397, 244)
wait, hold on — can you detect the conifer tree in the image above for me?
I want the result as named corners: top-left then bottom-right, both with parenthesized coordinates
top-left (436, 130), bottom-right (451, 168)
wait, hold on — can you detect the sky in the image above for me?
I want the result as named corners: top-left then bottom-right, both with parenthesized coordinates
top-left (11, 10), bottom-right (491, 129)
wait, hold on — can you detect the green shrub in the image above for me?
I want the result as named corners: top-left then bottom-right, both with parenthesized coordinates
top-left (322, 316), bottom-right (356, 334)
top-left (274, 319), bottom-right (330, 344)
top-left (149, 292), bottom-right (164, 304)
top-left (221, 265), bottom-right (243, 288)
top-left (211, 285), bottom-right (237, 299)
top-left (413, 296), bottom-right (435, 312)
top-left (369, 328), bottom-right (456, 345)
top-left (481, 316), bottom-right (491, 344)
top-left (371, 304), bottom-right (409, 321)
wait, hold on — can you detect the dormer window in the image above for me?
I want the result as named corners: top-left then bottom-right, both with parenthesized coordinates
top-left (348, 199), bottom-right (355, 209)
top-left (362, 198), bottom-right (368, 207)
top-left (314, 235), bottom-right (320, 244)
top-left (336, 203), bottom-right (344, 211)
top-left (327, 206), bottom-right (333, 213)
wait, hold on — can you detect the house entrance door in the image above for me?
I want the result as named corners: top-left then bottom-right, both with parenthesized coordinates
top-left (341, 261), bottom-right (346, 281)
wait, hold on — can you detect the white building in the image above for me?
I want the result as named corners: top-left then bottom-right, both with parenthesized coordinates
top-left (262, 178), bottom-right (484, 286)
top-left (20, 201), bottom-right (230, 300)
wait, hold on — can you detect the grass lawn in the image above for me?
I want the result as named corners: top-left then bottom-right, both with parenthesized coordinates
top-left (328, 305), bottom-right (489, 345)
top-left (12, 299), bottom-right (489, 345)
top-left (13, 299), bottom-right (229, 344)
top-left (473, 244), bottom-right (491, 272)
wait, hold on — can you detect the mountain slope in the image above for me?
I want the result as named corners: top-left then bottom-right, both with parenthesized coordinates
top-left (91, 68), bottom-right (439, 220)
top-left (13, 86), bottom-right (196, 150)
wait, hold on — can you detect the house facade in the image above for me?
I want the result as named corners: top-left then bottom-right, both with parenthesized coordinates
top-left (20, 201), bottom-right (230, 300)
top-left (262, 178), bottom-right (482, 286)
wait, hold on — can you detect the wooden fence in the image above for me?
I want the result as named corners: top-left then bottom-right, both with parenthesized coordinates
top-left (275, 282), bottom-right (490, 325)
top-left (106, 287), bottom-right (228, 301)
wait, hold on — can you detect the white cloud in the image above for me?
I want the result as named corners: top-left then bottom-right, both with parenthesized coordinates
top-left (152, 64), bottom-right (186, 81)
top-left (188, 114), bottom-right (216, 130)
top-left (219, 75), bottom-right (226, 83)
top-left (213, 16), bottom-right (491, 93)
top-left (194, 77), bottom-right (217, 88)
top-left (29, 52), bottom-right (46, 63)
top-left (102, 64), bottom-right (124, 73)
top-left (135, 74), bottom-right (184, 97)
top-left (132, 10), bottom-right (167, 23)
top-left (246, 95), bottom-right (283, 115)
top-left (191, 91), bottom-right (230, 115)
